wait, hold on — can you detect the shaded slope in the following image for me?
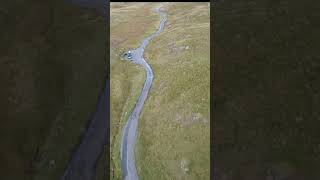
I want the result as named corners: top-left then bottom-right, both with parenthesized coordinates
top-left (0, 0), bottom-right (106, 179)
top-left (213, 1), bottom-right (320, 179)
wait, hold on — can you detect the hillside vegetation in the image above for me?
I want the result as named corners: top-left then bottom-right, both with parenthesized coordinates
top-left (109, 3), bottom-right (160, 180)
top-left (136, 3), bottom-right (210, 180)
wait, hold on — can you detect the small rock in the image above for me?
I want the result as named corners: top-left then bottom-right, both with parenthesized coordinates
top-left (49, 160), bottom-right (55, 167)
top-left (181, 159), bottom-right (190, 173)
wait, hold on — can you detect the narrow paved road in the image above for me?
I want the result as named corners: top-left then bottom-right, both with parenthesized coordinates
top-left (120, 4), bottom-right (168, 180)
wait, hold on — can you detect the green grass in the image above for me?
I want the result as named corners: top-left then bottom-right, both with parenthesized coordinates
top-left (108, 3), bottom-right (210, 180)
top-left (107, 3), bottom-right (161, 180)
top-left (135, 3), bottom-right (210, 180)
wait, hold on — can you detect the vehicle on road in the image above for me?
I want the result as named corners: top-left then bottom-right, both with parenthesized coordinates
top-left (127, 51), bottom-right (133, 59)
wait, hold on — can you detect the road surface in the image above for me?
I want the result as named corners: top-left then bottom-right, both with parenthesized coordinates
top-left (120, 3), bottom-right (168, 180)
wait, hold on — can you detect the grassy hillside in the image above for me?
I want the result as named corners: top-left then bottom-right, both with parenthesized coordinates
top-left (136, 3), bottom-right (210, 180)
top-left (214, 1), bottom-right (320, 179)
top-left (109, 3), bottom-right (160, 180)
top-left (0, 1), bottom-right (106, 179)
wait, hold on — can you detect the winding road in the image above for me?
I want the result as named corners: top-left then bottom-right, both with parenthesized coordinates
top-left (120, 3), bottom-right (168, 180)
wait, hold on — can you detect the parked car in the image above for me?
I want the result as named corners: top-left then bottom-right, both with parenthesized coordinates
top-left (127, 51), bottom-right (133, 59)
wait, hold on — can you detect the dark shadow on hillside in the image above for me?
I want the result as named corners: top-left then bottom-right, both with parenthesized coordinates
top-left (0, 0), bottom-right (107, 179)
top-left (213, 1), bottom-right (320, 179)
